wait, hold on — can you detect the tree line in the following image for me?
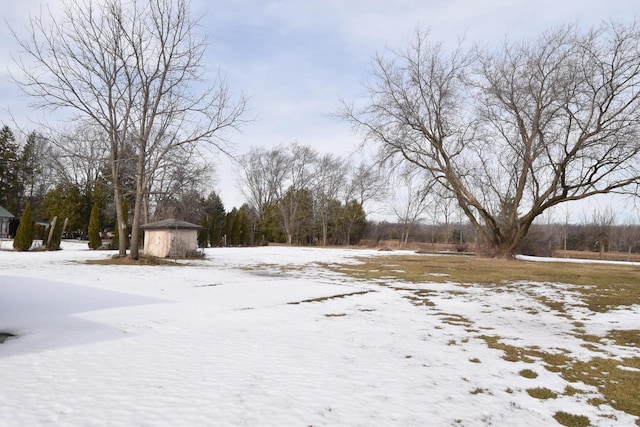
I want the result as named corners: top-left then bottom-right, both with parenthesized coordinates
top-left (1, 127), bottom-right (372, 249)
top-left (7, 0), bottom-right (640, 258)
top-left (365, 210), bottom-right (640, 259)
top-left (236, 143), bottom-right (380, 246)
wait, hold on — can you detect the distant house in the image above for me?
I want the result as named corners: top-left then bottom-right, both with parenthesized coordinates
top-left (141, 218), bottom-right (202, 258)
top-left (0, 205), bottom-right (14, 238)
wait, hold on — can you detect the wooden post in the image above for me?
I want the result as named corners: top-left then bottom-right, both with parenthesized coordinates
top-left (61, 218), bottom-right (69, 241)
top-left (47, 216), bottom-right (57, 248)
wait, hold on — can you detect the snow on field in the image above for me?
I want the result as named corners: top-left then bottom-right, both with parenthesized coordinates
top-left (0, 240), bottom-right (638, 426)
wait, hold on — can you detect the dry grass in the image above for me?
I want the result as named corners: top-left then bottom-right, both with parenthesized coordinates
top-left (337, 253), bottom-right (639, 286)
top-left (526, 387), bottom-right (558, 399)
top-left (329, 254), bottom-right (640, 312)
top-left (553, 411), bottom-right (591, 427)
top-left (519, 369), bottom-right (538, 379)
top-left (561, 357), bottom-right (640, 419)
top-left (326, 252), bottom-right (640, 424)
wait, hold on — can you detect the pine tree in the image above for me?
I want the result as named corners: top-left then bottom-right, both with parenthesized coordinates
top-left (230, 209), bottom-right (241, 246)
top-left (0, 126), bottom-right (19, 214)
top-left (237, 206), bottom-right (251, 246)
top-left (88, 203), bottom-right (101, 249)
top-left (44, 216), bottom-right (64, 250)
top-left (223, 209), bottom-right (236, 246)
top-left (198, 216), bottom-right (209, 248)
top-left (13, 203), bottom-right (34, 251)
top-left (203, 191), bottom-right (225, 247)
top-left (233, 211), bottom-right (243, 245)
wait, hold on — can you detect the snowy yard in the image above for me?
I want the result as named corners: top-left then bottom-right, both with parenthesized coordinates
top-left (0, 241), bottom-right (638, 426)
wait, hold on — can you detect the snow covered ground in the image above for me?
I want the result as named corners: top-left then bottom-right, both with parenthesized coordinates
top-left (0, 240), bottom-right (638, 426)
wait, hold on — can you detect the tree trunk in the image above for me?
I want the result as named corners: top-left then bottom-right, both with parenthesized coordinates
top-left (110, 139), bottom-right (127, 257)
top-left (129, 151), bottom-right (146, 260)
top-left (479, 220), bottom-right (531, 259)
top-left (322, 220), bottom-right (328, 246)
top-left (489, 243), bottom-right (518, 259)
top-left (47, 216), bottom-right (57, 248)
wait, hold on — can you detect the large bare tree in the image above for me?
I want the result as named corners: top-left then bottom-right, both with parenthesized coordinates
top-left (12, 0), bottom-right (245, 258)
top-left (345, 23), bottom-right (640, 258)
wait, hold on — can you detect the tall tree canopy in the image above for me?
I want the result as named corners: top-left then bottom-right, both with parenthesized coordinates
top-left (11, 0), bottom-right (246, 259)
top-left (0, 126), bottom-right (19, 214)
top-left (345, 23), bottom-right (640, 258)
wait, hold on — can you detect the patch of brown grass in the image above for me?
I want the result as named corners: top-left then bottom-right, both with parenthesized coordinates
top-left (287, 290), bottom-right (373, 305)
top-left (479, 335), bottom-right (640, 421)
top-left (519, 369), bottom-right (538, 379)
top-left (325, 252), bottom-right (640, 422)
top-left (526, 387), bottom-right (558, 399)
top-left (561, 357), bottom-right (640, 419)
top-left (607, 329), bottom-right (640, 347)
top-left (553, 411), bottom-right (590, 427)
top-left (327, 254), bottom-right (640, 313)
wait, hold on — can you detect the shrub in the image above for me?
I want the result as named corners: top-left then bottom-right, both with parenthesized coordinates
top-left (44, 217), bottom-right (64, 250)
top-left (88, 203), bottom-right (101, 250)
top-left (198, 216), bottom-right (209, 248)
top-left (13, 203), bottom-right (34, 251)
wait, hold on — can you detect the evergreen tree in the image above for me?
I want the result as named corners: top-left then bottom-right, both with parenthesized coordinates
top-left (44, 217), bottom-right (64, 250)
top-left (88, 203), bottom-right (101, 249)
top-left (336, 201), bottom-right (367, 245)
top-left (239, 206), bottom-right (252, 246)
top-left (203, 191), bottom-right (225, 247)
top-left (13, 203), bottom-right (34, 251)
top-left (230, 209), bottom-right (242, 246)
top-left (16, 131), bottom-right (48, 215)
top-left (198, 216), bottom-right (209, 248)
top-left (223, 208), bottom-right (236, 246)
top-left (259, 203), bottom-right (285, 243)
top-left (0, 125), bottom-right (19, 214)
top-left (41, 183), bottom-right (86, 232)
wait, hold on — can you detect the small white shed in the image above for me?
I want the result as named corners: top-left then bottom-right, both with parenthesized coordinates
top-left (141, 218), bottom-right (202, 258)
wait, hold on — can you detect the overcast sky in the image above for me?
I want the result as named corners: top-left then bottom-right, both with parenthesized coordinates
top-left (2, 0), bottom-right (639, 217)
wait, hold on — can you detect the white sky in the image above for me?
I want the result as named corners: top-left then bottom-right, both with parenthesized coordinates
top-left (2, 0), bottom-right (639, 218)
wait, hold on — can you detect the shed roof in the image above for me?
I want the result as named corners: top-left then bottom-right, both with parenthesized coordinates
top-left (140, 218), bottom-right (202, 230)
top-left (0, 205), bottom-right (14, 218)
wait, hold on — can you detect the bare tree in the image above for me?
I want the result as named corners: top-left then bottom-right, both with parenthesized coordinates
top-left (12, 0), bottom-right (245, 258)
top-left (146, 143), bottom-right (212, 224)
top-left (238, 145), bottom-right (288, 221)
top-left (590, 207), bottom-right (616, 256)
top-left (312, 153), bottom-right (346, 246)
top-left (50, 122), bottom-right (111, 192)
top-left (431, 184), bottom-right (457, 245)
top-left (277, 144), bottom-right (318, 245)
top-left (391, 164), bottom-right (434, 247)
top-left (344, 161), bottom-right (386, 208)
top-left (618, 218), bottom-right (640, 261)
top-left (238, 143), bottom-right (320, 244)
top-left (344, 23), bottom-right (640, 258)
